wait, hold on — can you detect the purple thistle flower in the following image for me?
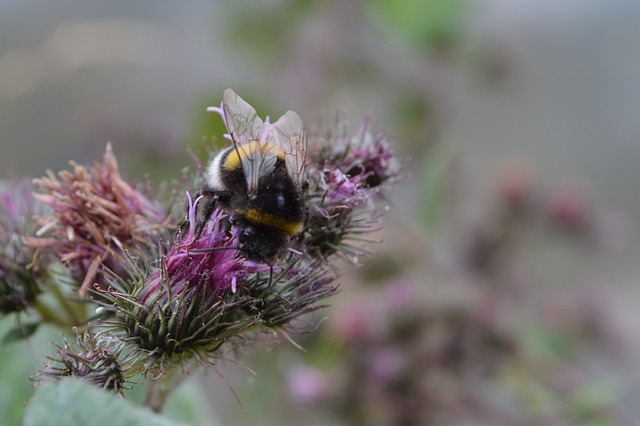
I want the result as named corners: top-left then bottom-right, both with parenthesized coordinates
top-left (301, 112), bottom-right (399, 263)
top-left (346, 119), bottom-right (401, 188)
top-left (25, 143), bottom-right (171, 296)
top-left (92, 191), bottom-right (272, 374)
top-left (92, 182), bottom-right (339, 375)
top-left (141, 193), bottom-right (265, 301)
top-left (323, 169), bottom-right (362, 205)
top-left (307, 113), bottom-right (400, 206)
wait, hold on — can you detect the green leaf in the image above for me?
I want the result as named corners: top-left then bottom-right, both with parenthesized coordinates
top-left (0, 320), bottom-right (62, 426)
top-left (1, 321), bottom-right (39, 345)
top-left (24, 379), bottom-right (187, 426)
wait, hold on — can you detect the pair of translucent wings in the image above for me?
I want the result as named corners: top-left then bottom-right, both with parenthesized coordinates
top-left (222, 88), bottom-right (306, 194)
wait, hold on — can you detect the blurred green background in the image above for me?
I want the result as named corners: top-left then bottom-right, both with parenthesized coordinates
top-left (2, 0), bottom-right (640, 424)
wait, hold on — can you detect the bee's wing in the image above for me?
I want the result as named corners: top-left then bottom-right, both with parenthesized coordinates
top-left (236, 141), bottom-right (279, 195)
top-left (222, 88), bottom-right (263, 141)
top-left (223, 89), bottom-right (279, 193)
top-left (272, 110), bottom-right (307, 188)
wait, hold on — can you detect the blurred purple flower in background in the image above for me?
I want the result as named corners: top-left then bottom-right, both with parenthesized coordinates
top-left (0, 178), bottom-right (50, 314)
top-left (286, 366), bottom-right (330, 404)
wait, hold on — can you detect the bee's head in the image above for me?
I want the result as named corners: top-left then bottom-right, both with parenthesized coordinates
top-left (238, 224), bottom-right (285, 262)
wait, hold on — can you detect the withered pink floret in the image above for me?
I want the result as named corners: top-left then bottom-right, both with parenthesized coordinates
top-left (25, 143), bottom-right (169, 296)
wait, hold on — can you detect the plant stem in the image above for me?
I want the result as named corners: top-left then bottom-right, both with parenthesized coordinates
top-left (144, 365), bottom-right (180, 413)
top-left (33, 298), bottom-right (68, 327)
top-left (49, 282), bottom-right (84, 325)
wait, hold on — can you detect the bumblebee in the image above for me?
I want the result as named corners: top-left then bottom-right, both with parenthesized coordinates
top-left (191, 89), bottom-right (307, 262)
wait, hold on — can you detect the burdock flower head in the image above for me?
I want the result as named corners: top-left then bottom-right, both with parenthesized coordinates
top-left (34, 329), bottom-right (131, 394)
top-left (302, 113), bottom-right (401, 262)
top-left (25, 143), bottom-right (171, 296)
top-left (309, 113), bottom-right (400, 197)
top-left (96, 193), bottom-right (267, 374)
top-left (0, 178), bottom-right (50, 314)
top-left (140, 192), bottom-right (268, 302)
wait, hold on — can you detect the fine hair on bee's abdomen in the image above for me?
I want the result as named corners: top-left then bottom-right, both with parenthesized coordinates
top-left (204, 146), bottom-right (247, 194)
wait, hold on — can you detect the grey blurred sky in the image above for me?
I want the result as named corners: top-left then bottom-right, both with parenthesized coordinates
top-left (1, 0), bottom-right (640, 219)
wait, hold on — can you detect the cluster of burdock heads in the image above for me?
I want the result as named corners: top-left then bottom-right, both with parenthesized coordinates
top-left (0, 91), bottom-right (400, 411)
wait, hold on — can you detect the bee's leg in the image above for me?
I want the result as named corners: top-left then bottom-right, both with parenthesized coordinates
top-left (178, 189), bottom-right (200, 238)
top-left (179, 188), bottom-right (214, 238)
top-left (179, 187), bottom-right (235, 240)
top-left (300, 203), bottom-right (321, 232)
top-left (192, 189), bottom-right (217, 239)
top-left (193, 188), bottom-right (233, 239)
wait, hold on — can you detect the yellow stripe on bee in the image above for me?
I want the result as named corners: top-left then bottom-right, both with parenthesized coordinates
top-left (223, 141), bottom-right (284, 170)
top-left (242, 208), bottom-right (304, 236)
